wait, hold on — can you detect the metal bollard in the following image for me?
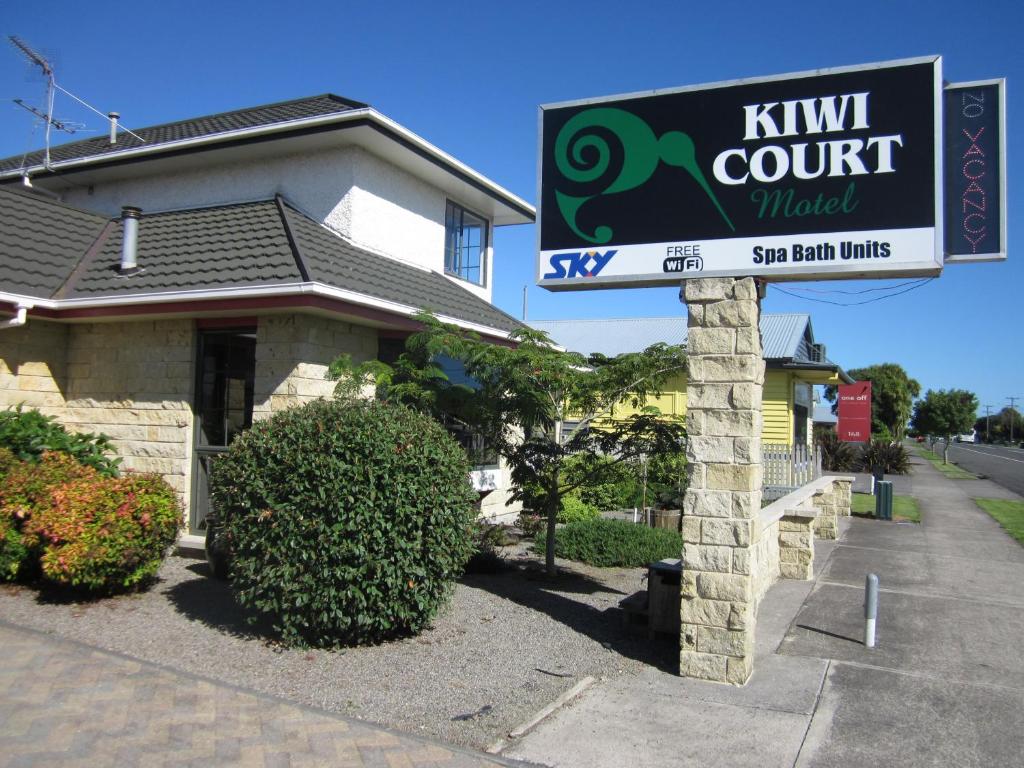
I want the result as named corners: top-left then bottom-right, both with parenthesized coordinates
top-left (864, 573), bottom-right (879, 648)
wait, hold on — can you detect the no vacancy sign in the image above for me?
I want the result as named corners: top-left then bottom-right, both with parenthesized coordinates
top-left (537, 57), bottom-right (944, 290)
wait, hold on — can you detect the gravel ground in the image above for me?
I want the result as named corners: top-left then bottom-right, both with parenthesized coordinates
top-left (0, 545), bottom-right (676, 750)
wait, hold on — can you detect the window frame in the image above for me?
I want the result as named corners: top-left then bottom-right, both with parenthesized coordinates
top-left (443, 200), bottom-right (489, 287)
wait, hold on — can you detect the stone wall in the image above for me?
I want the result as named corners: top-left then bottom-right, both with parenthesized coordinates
top-left (680, 277), bottom-right (765, 685)
top-left (253, 314), bottom-right (378, 418)
top-left (63, 320), bottom-right (195, 502)
top-left (0, 320), bottom-right (68, 417)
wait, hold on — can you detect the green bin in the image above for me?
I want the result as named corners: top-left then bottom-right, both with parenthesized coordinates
top-left (875, 480), bottom-right (893, 520)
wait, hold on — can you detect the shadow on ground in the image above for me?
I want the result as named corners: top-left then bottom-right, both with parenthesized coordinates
top-left (164, 562), bottom-right (280, 642)
top-left (464, 562), bottom-right (679, 674)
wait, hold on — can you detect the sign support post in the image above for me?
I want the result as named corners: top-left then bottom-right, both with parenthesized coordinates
top-left (680, 277), bottom-right (764, 685)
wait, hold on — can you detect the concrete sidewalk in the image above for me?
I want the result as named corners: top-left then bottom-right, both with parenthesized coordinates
top-left (0, 620), bottom-right (529, 768)
top-left (505, 459), bottom-right (1024, 767)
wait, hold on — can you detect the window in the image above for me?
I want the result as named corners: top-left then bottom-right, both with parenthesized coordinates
top-left (444, 201), bottom-right (487, 285)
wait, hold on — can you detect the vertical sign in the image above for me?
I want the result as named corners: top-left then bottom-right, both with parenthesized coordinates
top-left (838, 381), bottom-right (872, 442)
top-left (944, 80), bottom-right (1007, 262)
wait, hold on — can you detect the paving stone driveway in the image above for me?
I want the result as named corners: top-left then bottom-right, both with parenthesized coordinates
top-left (0, 622), bottom-right (520, 768)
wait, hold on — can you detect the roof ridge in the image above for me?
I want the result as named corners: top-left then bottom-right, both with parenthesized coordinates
top-left (275, 195), bottom-right (311, 282)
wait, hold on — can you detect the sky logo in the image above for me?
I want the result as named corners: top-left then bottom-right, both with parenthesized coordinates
top-left (543, 250), bottom-right (616, 279)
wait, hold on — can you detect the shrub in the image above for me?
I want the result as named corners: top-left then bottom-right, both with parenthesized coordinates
top-left (817, 430), bottom-right (859, 472)
top-left (516, 512), bottom-right (543, 539)
top-left (0, 451), bottom-right (99, 579)
top-left (558, 494), bottom-right (600, 524)
top-left (464, 521), bottom-right (508, 574)
top-left (210, 399), bottom-right (477, 647)
top-left (27, 474), bottom-right (181, 591)
top-left (551, 518), bottom-right (682, 568)
top-left (859, 440), bottom-right (910, 475)
top-left (637, 451), bottom-right (688, 509)
top-left (0, 406), bottom-right (120, 476)
top-left (563, 454), bottom-right (637, 511)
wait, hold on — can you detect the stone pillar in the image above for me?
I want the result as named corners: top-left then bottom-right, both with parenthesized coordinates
top-left (679, 277), bottom-right (765, 685)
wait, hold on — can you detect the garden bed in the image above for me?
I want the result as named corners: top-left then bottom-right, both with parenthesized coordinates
top-left (0, 544), bottom-right (677, 750)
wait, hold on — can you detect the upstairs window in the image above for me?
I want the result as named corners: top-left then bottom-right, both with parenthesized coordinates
top-left (444, 201), bottom-right (487, 285)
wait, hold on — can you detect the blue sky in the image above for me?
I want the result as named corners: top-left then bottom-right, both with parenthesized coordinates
top-left (1, 0), bottom-right (1020, 415)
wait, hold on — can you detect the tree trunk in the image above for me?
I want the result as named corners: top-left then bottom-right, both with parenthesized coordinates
top-left (942, 438), bottom-right (950, 464)
top-left (544, 492), bottom-right (559, 577)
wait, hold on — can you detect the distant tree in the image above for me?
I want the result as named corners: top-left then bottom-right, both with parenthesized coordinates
top-left (825, 363), bottom-right (920, 441)
top-left (976, 407), bottom-right (1024, 444)
top-left (329, 313), bottom-right (688, 577)
top-left (910, 389), bottom-right (979, 463)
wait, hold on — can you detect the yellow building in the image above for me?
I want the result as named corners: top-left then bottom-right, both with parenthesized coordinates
top-left (530, 315), bottom-right (851, 448)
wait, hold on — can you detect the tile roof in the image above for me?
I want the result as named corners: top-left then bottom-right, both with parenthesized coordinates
top-left (530, 314), bottom-right (836, 366)
top-left (0, 188), bottom-right (109, 299)
top-left (0, 189), bottom-right (523, 335)
top-left (0, 94), bottom-right (365, 174)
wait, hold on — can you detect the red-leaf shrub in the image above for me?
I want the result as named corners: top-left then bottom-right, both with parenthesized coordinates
top-left (26, 474), bottom-right (182, 591)
top-left (0, 450), bottom-right (97, 581)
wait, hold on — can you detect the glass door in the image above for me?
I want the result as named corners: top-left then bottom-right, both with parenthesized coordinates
top-left (190, 329), bottom-right (256, 534)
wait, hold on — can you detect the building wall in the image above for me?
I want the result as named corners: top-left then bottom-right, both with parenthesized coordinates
top-left (597, 370), bottom-right (799, 445)
top-left (63, 320), bottom-right (195, 503)
top-left (59, 146), bottom-right (494, 303)
top-left (0, 320), bottom-right (68, 418)
top-left (253, 313), bottom-right (377, 418)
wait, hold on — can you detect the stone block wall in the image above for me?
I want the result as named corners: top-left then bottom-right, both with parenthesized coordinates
top-left (680, 277), bottom-right (765, 685)
top-left (253, 314), bottom-right (377, 418)
top-left (64, 320), bottom-right (195, 501)
top-left (0, 320), bottom-right (69, 417)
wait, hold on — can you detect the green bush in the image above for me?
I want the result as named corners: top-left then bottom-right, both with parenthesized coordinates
top-left (27, 474), bottom-right (181, 591)
top-left (816, 430), bottom-right (859, 472)
top-left (563, 454), bottom-right (637, 511)
top-left (0, 450), bottom-right (98, 581)
top-left (859, 440), bottom-right (910, 475)
top-left (557, 494), bottom-right (600, 524)
top-left (551, 518), bottom-right (682, 568)
top-left (516, 512), bottom-right (543, 538)
top-left (210, 399), bottom-right (477, 647)
top-left (0, 406), bottom-right (120, 476)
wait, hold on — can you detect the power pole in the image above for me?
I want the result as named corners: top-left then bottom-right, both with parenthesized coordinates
top-left (984, 404), bottom-right (994, 442)
top-left (1009, 397), bottom-right (1020, 444)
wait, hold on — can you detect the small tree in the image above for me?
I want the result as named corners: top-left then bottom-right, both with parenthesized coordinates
top-left (331, 313), bottom-right (687, 577)
top-left (824, 363), bottom-right (920, 441)
top-left (910, 389), bottom-right (979, 464)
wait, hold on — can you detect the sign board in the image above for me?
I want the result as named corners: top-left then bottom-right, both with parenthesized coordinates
top-left (943, 79), bottom-right (1007, 262)
top-left (837, 381), bottom-right (872, 443)
top-left (537, 57), bottom-right (944, 290)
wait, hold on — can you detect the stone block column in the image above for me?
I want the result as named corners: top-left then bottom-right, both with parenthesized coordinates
top-left (679, 277), bottom-right (765, 685)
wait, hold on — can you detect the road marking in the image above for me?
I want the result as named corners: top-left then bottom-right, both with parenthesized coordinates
top-left (951, 445), bottom-right (1024, 464)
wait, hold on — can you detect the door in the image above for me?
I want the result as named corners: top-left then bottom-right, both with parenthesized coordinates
top-left (190, 328), bottom-right (256, 535)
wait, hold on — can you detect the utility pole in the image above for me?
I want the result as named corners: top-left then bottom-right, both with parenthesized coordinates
top-left (1009, 397), bottom-right (1020, 445)
top-left (984, 405), bottom-right (994, 442)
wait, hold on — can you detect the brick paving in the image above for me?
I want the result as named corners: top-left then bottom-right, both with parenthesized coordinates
top-left (0, 622), bottom-right (524, 768)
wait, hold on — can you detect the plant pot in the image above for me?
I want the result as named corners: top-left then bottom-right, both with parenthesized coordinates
top-left (650, 508), bottom-right (682, 532)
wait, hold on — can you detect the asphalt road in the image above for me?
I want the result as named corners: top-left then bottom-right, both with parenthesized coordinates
top-left (943, 441), bottom-right (1024, 497)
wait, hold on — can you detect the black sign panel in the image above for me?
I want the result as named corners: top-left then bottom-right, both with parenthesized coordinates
top-left (944, 81), bottom-right (1006, 260)
top-left (537, 58), bottom-right (943, 288)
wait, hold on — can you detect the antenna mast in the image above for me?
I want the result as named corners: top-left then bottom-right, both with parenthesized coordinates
top-left (8, 35), bottom-right (57, 168)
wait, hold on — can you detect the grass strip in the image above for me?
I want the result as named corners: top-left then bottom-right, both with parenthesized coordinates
top-left (914, 445), bottom-right (978, 479)
top-left (851, 492), bottom-right (921, 523)
top-left (974, 498), bottom-right (1024, 546)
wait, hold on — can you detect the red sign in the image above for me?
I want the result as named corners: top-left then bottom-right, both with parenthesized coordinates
top-left (838, 382), bottom-right (872, 442)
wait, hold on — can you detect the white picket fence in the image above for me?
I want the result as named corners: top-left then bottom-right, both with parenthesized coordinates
top-left (762, 443), bottom-right (822, 500)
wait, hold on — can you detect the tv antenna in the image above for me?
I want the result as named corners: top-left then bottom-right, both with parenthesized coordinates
top-left (8, 35), bottom-right (62, 167)
top-left (8, 35), bottom-right (145, 172)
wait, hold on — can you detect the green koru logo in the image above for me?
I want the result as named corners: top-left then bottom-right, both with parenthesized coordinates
top-left (553, 107), bottom-right (734, 244)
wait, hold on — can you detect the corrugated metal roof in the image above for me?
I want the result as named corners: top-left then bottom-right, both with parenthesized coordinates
top-left (0, 94), bottom-right (365, 174)
top-left (530, 314), bottom-right (817, 362)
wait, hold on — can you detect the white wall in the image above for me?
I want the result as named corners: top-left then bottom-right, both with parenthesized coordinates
top-left (60, 146), bottom-right (494, 302)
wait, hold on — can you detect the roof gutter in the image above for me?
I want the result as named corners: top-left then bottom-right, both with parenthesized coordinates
top-left (1, 108), bottom-right (535, 220)
top-left (0, 302), bottom-right (34, 331)
top-left (0, 283), bottom-right (515, 341)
